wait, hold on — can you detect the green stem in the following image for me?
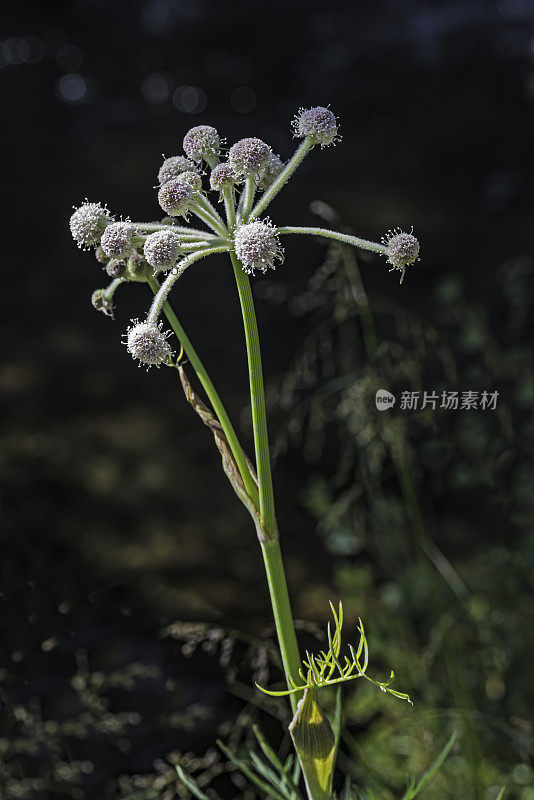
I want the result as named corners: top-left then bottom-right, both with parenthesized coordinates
top-left (229, 252), bottom-right (277, 539)
top-left (191, 201), bottom-right (227, 237)
top-left (261, 539), bottom-right (302, 713)
top-left (147, 246), bottom-right (227, 323)
top-left (147, 276), bottom-right (259, 509)
top-left (205, 153), bottom-right (219, 169)
top-left (102, 277), bottom-right (124, 302)
top-left (249, 138), bottom-right (315, 220)
top-left (229, 251), bottom-right (301, 711)
top-left (278, 226), bottom-right (387, 256)
top-left (238, 176), bottom-right (257, 222)
top-left (179, 240), bottom-right (218, 251)
top-left (194, 194), bottom-right (227, 234)
top-left (221, 185), bottom-right (236, 230)
top-left (135, 223), bottom-right (216, 239)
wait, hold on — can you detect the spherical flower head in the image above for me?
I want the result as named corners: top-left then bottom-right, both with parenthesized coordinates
top-left (125, 320), bottom-right (172, 367)
top-left (183, 125), bottom-right (220, 163)
top-left (158, 155), bottom-right (196, 186)
top-left (143, 229), bottom-right (182, 272)
top-left (210, 163), bottom-right (237, 191)
top-left (229, 138), bottom-right (272, 177)
top-left (258, 153), bottom-right (284, 190)
top-left (70, 202), bottom-right (112, 248)
top-left (292, 106), bottom-right (339, 147)
top-left (178, 170), bottom-right (202, 192)
top-left (382, 228), bottom-right (420, 282)
top-left (100, 221), bottom-right (135, 258)
top-left (234, 220), bottom-right (284, 275)
top-left (158, 178), bottom-right (194, 217)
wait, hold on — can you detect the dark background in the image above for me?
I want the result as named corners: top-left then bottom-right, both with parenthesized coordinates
top-left (1, 1), bottom-right (533, 798)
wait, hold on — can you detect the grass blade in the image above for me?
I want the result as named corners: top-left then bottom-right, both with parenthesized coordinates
top-left (400, 733), bottom-right (456, 799)
top-left (252, 724), bottom-right (303, 798)
top-left (175, 765), bottom-right (212, 800)
top-left (217, 739), bottom-right (289, 800)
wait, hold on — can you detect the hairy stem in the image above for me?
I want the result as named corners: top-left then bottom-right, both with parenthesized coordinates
top-left (194, 195), bottom-right (228, 236)
top-left (147, 246), bottom-right (228, 323)
top-left (191, 203), bottom-right (227, 237)
top-left (249, 138), bottom-right (315, 220)
top-left (135, 223), bottom-right (216, 239)
top-left (238, 176), bottom-right (257, 222)
top-left (277, 226), bottom-right (387, 255)
top-left (147, 276), bottom-right (259, 508)
top-left (221, 185), bottom-right (236, 230)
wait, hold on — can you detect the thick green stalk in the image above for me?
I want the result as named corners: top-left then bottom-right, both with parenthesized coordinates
top-left (147, 277), bottom-right (259, 509)
top-left (229, 252), bottom-right (277, 538)
top-left (229, 251), bottom-right (301, 711)
top-left (277, 226), bottom-right (387, 255)
top-left (261, 539), bottom-right (302, 713)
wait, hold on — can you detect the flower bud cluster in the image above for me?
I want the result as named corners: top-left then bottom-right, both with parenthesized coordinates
top-left (105, 258), bottom-right (127, 279)
top-left (70, 104), bottom-right (421, 373)
top-left (127, 250), bottom-right (150, 282)
top-left (91, 288), bottom-right (114, 316)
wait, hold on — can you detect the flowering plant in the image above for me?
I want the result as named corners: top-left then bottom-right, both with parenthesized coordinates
top-left (69, 106), bottom-right (430, 800)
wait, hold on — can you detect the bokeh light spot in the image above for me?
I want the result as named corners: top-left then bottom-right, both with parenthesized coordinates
top-left (231, 86), bottom-right (256, 114)
top-left (57, 73), bottom-right (87, 104)
top-left (141, 72), bottom-right (171, 104)
top-left (173, 85), bottom-right (207, 114)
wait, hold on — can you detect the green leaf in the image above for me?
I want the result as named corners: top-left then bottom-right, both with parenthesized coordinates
top-left (400, 733), bottom-right (456, 800)
top-left (250, 750), bottom-right (287, 790)
top-left (217, 739), bottom-right (289, 800)
top-left (257, 602), bottom-right (412, 705)
top-left (495, 788), bottom-right (506, 800)
top-left (175, 765), bottom-right (212, 800)
top-left (252, 724), bottom-right (303, 799)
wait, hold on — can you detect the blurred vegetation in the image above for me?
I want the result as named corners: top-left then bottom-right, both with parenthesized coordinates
top-left (267, 204), bottom-right (534, 799)
top-left (2, 203), bottom-right (532, 798)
